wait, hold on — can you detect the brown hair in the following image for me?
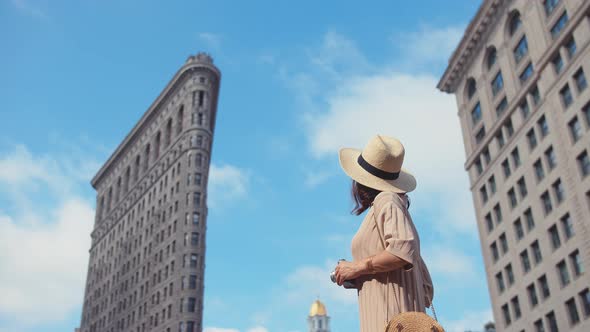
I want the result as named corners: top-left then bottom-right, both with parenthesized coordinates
top-left (351, 180), bottom-right (381, 215)
top-left (350, 180), bottom-right (411, 215)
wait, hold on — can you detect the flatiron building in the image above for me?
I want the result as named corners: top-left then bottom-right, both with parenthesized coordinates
top-left (78, 53), bottom-right (221, 332)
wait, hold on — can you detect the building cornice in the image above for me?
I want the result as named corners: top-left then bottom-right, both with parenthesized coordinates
top-left (437, 0), bottom-right (504, 93)
top-left (91, 53), bottom-right (221, 189)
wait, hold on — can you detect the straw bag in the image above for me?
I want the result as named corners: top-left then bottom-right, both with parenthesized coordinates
top-left (371, 205), bottom-right (445, 332)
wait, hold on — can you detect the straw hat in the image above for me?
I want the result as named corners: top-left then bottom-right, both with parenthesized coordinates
top-left (339, 135), bottom-right (416, 193)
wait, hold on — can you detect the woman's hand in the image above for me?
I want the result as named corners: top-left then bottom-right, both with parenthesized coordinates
top-left (334, 260), bottom-right (365, 286)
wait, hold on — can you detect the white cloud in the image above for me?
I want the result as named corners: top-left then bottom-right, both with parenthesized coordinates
top-left (208, 163), bottom-right (250, 208)
top-left (441, 309), bottom-right (494, 332)
top-left (247, 327), bottom-right (269, 332)
top-left (0, 199), bottom-right (94, 324)
top-left (422, 246), bottom-right (478, 281)
top-left (204, 328), bottom-right (240, 332)
top-left (0, 144), bottom-right (99, 330)
top-left (392, 25), bottom-right (465, 67)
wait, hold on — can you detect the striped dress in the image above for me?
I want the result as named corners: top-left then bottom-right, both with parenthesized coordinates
top-left (351, 191), bottom-right (434, 332)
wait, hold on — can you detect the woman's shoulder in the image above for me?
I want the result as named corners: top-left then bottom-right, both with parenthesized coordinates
top-left (373, 191), bottom-right (407, 212)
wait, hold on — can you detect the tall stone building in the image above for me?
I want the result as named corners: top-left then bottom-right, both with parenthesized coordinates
top-left (438, 0), bottom-right (590, 331)
top-left (308, 299), bottom-right (330, 332)
top-left (78, 53), bottom-right (221, 332)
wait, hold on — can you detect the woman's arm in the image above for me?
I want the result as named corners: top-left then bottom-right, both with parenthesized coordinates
top-left (334, 251), bottom-right (411, 285)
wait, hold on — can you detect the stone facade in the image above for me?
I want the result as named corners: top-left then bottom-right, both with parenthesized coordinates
top-left (78, 53), bottom-right (221, 332)
top-left (439, 0), bottom-right (590, 331)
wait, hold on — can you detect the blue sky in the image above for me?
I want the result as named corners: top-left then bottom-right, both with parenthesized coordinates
top-left (0, 1), bottom-right (493, 332)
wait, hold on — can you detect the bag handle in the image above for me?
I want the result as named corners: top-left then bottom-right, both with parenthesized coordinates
top-left (370, 203), bottom-right (438, 322)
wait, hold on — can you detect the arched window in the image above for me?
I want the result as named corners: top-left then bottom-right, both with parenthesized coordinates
top-left (155, 131), bottom-right (161, 160)
top-left (196, 153), bottom-right (202, 167)
top-left (99, 196), bottom-right (105, 220)
top-left (486, 47), bottom-right (497, 70)
top-left (466, 78), bottom-right (477, 100)
top-left (508, 12), bottom-right (522, 36)
top-left (107, 187), bottom-right (113, 211)
top-left (134, 155), bottom-right (140, 181)
top-left (116, 177), bottom-right (122, 202)
top-left (144, 144), bottom-right (151, 172)
top-left (177, 105), bottom-right (184, 135)
top-left (165, 119), bottom-right (172, 147)
top-left (124, 166), bottom-right (130, 193)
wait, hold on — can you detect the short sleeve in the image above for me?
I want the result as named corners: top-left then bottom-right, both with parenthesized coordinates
top-left (376, 201), bottom-right (416, 271)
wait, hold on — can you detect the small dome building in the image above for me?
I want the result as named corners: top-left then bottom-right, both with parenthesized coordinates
top-left (308, 299), bottom-right (330, 332)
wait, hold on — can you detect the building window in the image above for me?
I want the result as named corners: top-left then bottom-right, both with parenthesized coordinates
top-left (496, 97), bottom-right (508, 117)
top-left (544, 0), bottom-right (560, 16)
top-left (569, 250), bottom-right (583, 277)
top-left (537, 115), bottom-right (549, 137)
top-left (574, 68), bottom-right (587, 91)
top-left (502, 303), bottom-right (511, 327)
top-left (534, 159), bottom-right (545, 182)
top-left (552, 179), bottom-right (565, 203)
top-left (514, 218), bottom-right (524, 240)
top-left (534, 319), bottom-right (544, 332)
top-left (579, 288), bottom-right (590, 317)
top-left (546, 311), bottom-right (559, 332)
top-left (475, 126), bottom-right (486, 145)
top-left (496, 131), bottom-right (505, 149)
top-left (541, 191), bottom-right (553, 214)
top-left (557, 259), bottom-right (570, 286)
top-left (475, 158), bottom-right (483, 175)
top-left (576, 150), bottom-right (590, 178)
top-left (488, 176), bottom-right (497, 194)
top-left (189, 274), bottom-right (197, 289)
top-left (549, 224), bottom-right (562, 250)
top-left (513, 36), bottom-right (528, 64)
top-left (471, 102), bottom-right (482, 125)
top-left (511, 148), bottom-right (521, 168)
top-left (565, 37), bottom-right (577, 58)
top-left (492, 71), bottom-right (504, 96)
top-left (517, 177), bottom-right (527, 198)
top-left (527, 129), bottom-right (538, 150)
top-left (487, 47), bottom-right (497, 70)
top-left (520, 99), bottom-right (530, 118)
top-left (550, 11), bottom-right (569, 39)
top-left (193, 192), bottom-right (201, 207)
top-left (539, 274), bottom-right (551, 299)
top-left (195, 173), bottom-right (202, 186)
top-left (531, 240), bottom-right (543, 264)
top-left (552, 53), bottom-right (564, 74)
top-left (545, 146), bottom-right (557, 170)
top-left (500, 232), bottom-right (508, 254)
top-left (521, 249), bottom-right (531, 273)
top-left (568, 116), bottom-right (582, 142)
top-left (491, 241), bottom-right (500, 262)
top-left (485, 213), bottom-right (494, 233)
top-left (187, 321), bottom-right (195, 332)
top-left (187, 254), bottom-right (198, 269)
top-left (494, 204), bottom-right (503, 223)
top-left (505, 264), bottom-right (515, 285)
top-left (482, 147), bottom-right (491, 164)
top-left (519, 62), bottom-right (534, 83)
top-left (509, 12), bottom-right (522, 36)
top-left (187, 297), bottom-right (196, 312)
top-left (566, 297), bottom-right (581, 326)
top-left (191, 232), bottom-right (199, 246)
top-left (508, 188), bottom-right (517, 208)
top-left (505, 119), bottom-right (514, 138)
top-left (480, 186), bottom-right (488, 204)
top-left (496, 272), bottom-right (505, 293)
top-left (560, 84), bottom-right (573, 108)
top-left (502, 159), bottom-right (511, 178)
top-left (584, 102), bottom-right (590, 126)
top-left (560, 213), bottom-right (574, 239)
top-left (511, 296), bottom-right (522, 320)
top-left (467, 78), bottom-right (477, 100)
top-left (528, 283), bottom-right (539, 307)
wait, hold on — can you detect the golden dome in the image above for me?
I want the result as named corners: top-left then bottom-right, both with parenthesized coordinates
top-left (309, 299), bottom-right (327, 316)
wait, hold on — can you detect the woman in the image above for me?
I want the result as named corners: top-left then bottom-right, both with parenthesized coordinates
top-left (333, 134), bottom-right (434, 332)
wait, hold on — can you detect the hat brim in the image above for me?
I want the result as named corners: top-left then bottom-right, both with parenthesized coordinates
top-left (339, 148), bottom-right (417, 193)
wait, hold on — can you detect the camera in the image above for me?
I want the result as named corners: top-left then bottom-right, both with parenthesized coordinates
top-left (330, 259), bottom-right (356, 289)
